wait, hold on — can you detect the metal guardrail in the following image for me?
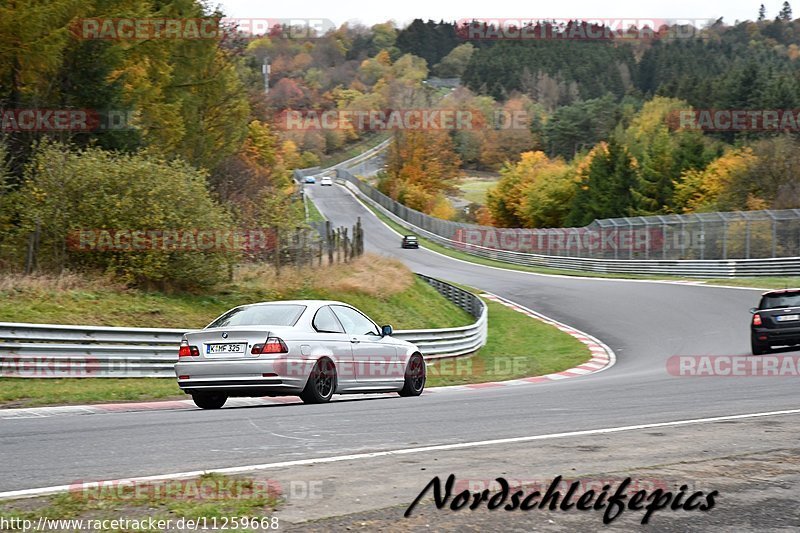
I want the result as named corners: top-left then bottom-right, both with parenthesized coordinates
top-left (293, 166), bottom-right (321, 183)
top-left (0, 275), bottom-right (486, 378)
top-left (329, 139), bottom-right (391, 171)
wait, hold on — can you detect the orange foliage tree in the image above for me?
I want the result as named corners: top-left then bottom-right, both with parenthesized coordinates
top-left (379, 130), bottom-right (461, 217)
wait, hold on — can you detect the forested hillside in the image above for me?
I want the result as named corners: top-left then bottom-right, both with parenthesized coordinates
top-left (0, 2), bottom-right (430, 284)
top-left (5, 3), bottom-right (800, 283)
top-left (389, 11), bottom-right (800, 227)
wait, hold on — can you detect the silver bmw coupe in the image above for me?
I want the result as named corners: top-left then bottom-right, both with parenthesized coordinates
top-left (175, 301), bottom-right (426, 409)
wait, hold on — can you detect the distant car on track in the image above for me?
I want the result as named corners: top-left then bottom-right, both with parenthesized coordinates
top-left (750, 288), bottom-right (800, 354)
top-left (320, 176), bottom-right (333, 186)
top-left (304, 175), bottom-right (316, 184)
top-left (175, 301), bottom-right (425, 409)
top-left (401, 235), bottom-right (419, 249)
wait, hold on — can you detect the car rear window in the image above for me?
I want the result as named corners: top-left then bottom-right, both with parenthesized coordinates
top-left (761, 293), bottom-right (800, 309)
top-left (207, 304), bottom-right (306, 328)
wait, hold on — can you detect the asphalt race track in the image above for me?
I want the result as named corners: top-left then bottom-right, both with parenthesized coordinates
top-left (2, 179), bottom-right (800, 529)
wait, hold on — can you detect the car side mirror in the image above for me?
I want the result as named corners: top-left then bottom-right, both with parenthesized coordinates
top-left (749, 307), bottom-right (758, 314)
top-left (381, 324), bottom-right (393, 337)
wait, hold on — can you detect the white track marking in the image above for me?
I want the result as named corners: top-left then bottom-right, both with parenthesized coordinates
top-left (3, 407), bottom-right (799, 501)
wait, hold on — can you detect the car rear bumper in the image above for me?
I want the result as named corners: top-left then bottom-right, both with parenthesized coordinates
top-left (752, 326), bottom-right (800, 346)
top-left (175, 358), bottom-right (310, 396)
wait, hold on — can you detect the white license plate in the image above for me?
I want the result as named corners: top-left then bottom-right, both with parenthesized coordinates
top-left (206, 343), bottom-right (246, 354)
top-left (777, 315), bottom-right (800, 322)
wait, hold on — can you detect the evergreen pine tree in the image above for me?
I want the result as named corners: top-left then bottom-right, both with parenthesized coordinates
top-left (780, 1), bottom-right (793, 21)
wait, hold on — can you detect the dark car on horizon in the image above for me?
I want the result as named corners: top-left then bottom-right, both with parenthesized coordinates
top-left (751, 288), bottom-right (800, 355)
top-left (401, 235), bottom-right (419, 249)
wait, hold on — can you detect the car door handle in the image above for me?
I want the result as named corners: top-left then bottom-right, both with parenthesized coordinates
top-left (350, 338), bottom-right (360, 344)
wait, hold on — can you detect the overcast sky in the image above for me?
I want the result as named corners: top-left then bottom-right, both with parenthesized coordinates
top-left (215, 0), bottom-right (775, 29)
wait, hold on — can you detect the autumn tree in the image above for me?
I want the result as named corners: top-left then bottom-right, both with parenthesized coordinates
top-left (210, 120), bottom-right (305, 229)
top-left (618, 97), bottom-right (715, 214)
top-left (434, 43), bottom-right (474, 78)
top-left (380, 130), bottom-right (461, 217)
top-left (10, 141), bottom-right (233, 288)
top-left (478, 95), bottom-right (538, 170)
top-left (566, 139), bottom-right (638, 226)
top-left (520, 163), bottom-right (578, 228)
top-left (673, 147), bottom-right (758, 212)
top-left (746, 136), bottom-right (800, 209)
top-left (485, 151), bottom-right (573, 227)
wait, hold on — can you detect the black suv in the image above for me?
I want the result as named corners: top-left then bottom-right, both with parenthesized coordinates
top-left (751, 288), bottom-right (800, 355)
top-left (401, 235), bottom-right (419, 249)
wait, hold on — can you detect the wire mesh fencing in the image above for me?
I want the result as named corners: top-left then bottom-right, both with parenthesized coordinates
top-left (337, 168), bottom-right (800, 262)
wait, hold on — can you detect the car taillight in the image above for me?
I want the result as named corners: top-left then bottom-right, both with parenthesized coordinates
top-left (753, 313), bottom-right (762, 326)
top-left (251, 337), bottom-right (288, 355)
top-left (178, 340), bottom-right (200, 357)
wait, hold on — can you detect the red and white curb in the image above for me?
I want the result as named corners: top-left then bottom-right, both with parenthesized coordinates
top-left (427, 292), bottom-right (616, 393)
top-left (0, 294), bottom-right (615, 419)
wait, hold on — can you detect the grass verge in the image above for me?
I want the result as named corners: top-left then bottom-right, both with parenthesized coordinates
top-left (426, 297), bottom-right (590, 387)
top-left (703, 277), bottom-right (799, 289)
top-left (305, 195), bottom-right (326, 223)
top-left (0, 472), bottom-right (280, 530)
top-left (455, 175), bottom-right (499, 204)
top-left (0, 255), bottom-right (472, 329)
top-left (0, 378), bottom-right (184, 408)
top-left (357, 193), bottom-right (799, 290)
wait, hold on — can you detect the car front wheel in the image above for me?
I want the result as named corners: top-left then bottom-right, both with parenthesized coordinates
top-left (192, 392), bottom-right (228, 409)
top-left (399, 353), bottom-right (425, 397)
top-left (301, 358), bottom-right (336, 403)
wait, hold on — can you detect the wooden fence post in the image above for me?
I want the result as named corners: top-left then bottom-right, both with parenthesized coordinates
top-left (355, 217), bottom-right (363, 256)
top-left (326, 221), bottom-right (334, 265)
top-left (274, 229), bottom-right (281, 276)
